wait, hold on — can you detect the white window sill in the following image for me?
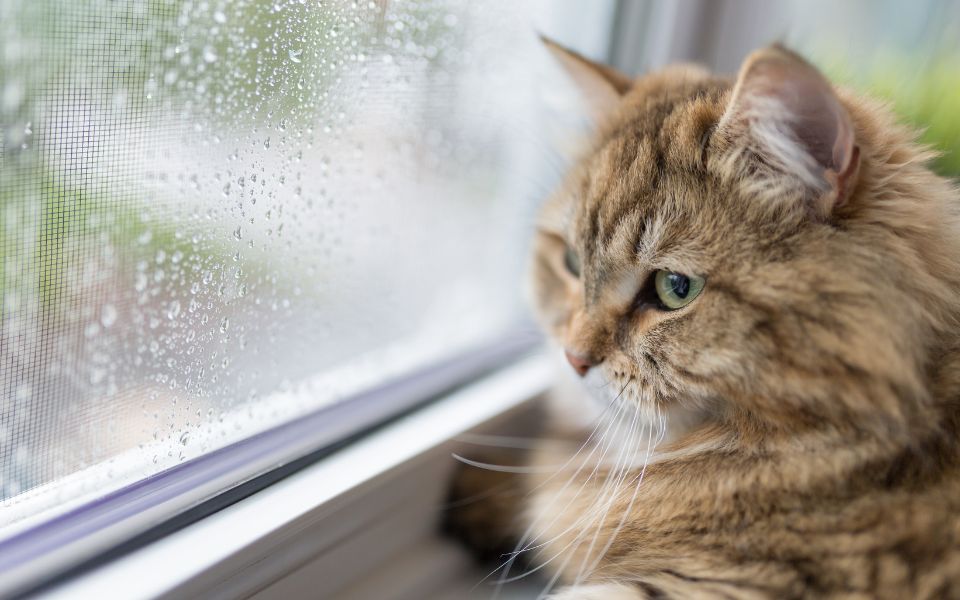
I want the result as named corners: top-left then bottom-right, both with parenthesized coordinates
top-left (41, 352), bottom-right (555, 599)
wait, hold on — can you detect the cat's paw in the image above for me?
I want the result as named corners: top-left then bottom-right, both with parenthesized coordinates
top-left (548, 583), bottom-right (646, 600)
top-left (441, 451), bottom-right (525, 564)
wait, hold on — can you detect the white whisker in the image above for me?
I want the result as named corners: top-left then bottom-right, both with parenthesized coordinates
top-left (523, 404), bottom-right (649, 597)
top-left (512, 406), bottom-right (641, 560)
top-left (451, 454), bottom-right (562, 474)
top-left (580, 404), bottom-right (667, 580)
top-left (488, 387), bottom-right (632, 596)
top-left (571, 405), bottom-right (649, 587)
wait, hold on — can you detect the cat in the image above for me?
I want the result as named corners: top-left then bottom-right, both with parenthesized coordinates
top-left (446, 39), bottom-right (960, 599)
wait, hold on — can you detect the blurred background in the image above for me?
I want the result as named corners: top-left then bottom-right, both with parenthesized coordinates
top-left (1, 0), bottom-right (958, 551)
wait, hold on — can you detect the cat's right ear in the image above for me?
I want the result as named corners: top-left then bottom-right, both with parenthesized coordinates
top-left (715, 45), bottom-right (860, 217)
top-left (541, 36), bottom-right (632, 124)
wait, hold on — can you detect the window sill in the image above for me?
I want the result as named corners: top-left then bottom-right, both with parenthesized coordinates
top-left (40, 351), bottom-right (554, 599)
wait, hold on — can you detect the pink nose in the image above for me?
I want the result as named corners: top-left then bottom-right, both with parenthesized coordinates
top-left (564, 350), bottom-right (595, 377)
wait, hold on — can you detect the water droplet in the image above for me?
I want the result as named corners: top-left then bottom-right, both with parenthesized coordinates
top-left (203, 46), bottom-right (218, 63)
top-left (90, 367), bottom-right (107, 385)
top-left (219, 317), bottom-right (230, 333)
top-left (101, 304), bottom-right (118, 328)
top-left (168, 300), bottom-right (182, 320)
top-left (213, 10), bottom-right (227, 24)
top-left (2, 80), bottom-right (24, 112)
top-left (15, 384), bottom-right (32, 402)
top-left (288, 48), bottom-right (303, 63)
top-left (112, 90), bottom-right (128, 109)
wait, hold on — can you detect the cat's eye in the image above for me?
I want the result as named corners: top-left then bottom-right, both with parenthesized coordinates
top-left (654, 270), bottom-right (705, 309)
top-left (563, 246), bottom-right (581, 278)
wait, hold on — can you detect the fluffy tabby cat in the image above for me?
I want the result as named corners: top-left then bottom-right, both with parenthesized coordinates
top-left (446, 40), bottom-right (960, 599)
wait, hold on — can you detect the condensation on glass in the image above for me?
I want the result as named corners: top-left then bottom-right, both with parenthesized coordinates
top-left (0, 0), bottom-right (607, 529)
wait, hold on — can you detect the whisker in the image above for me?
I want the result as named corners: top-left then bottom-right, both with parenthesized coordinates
top-left (451, 454), bottom-right (562, 474)
top-left (485, 386), bottom-right (632, 596)
top-left (580, 404), bottom-right (667, 580)
top-left (501, 403), bottom-right (645, 592)
top-left (523, 384), bottom-right (625, 491)
top-left (557, 402), bottom-right (651, 592)
top-left (499, 401), bottom-right (629, 557)
top-left (570, 404), bottom-right (649, 587)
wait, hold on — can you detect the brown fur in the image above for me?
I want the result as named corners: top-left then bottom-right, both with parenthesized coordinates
top-left (447, 44), bottom-right (960, 599)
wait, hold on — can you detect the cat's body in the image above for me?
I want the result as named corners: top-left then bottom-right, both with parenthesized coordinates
top-left (448, 43), bottom-right (960, 599)
top-left (516, 402), bottom-right (960, 598)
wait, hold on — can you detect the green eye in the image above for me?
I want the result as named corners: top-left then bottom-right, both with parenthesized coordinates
top-left (654, 270), bottom-right (705, 309)
top-left (564, 246), bottom-right (581, 278)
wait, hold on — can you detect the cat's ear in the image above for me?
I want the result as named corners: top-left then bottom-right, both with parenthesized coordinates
top-left (541, 36), bottom-right (632, 124)
top-left (717, 45), bottom-right (860, 216)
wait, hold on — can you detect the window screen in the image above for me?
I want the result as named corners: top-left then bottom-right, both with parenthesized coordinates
top-left (0, 0), bottom-right (615, 534)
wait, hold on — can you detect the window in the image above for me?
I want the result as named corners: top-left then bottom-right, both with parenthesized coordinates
top-left (0, 0), bottom-right (617, 594)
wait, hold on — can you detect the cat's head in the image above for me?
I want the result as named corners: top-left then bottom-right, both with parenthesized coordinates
top-left (532, 41), bottom-right (960, 441)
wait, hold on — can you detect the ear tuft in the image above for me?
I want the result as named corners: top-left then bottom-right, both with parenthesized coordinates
top-left (540, 35), bottom-right (632, 125)
top-left (718, 45), bottom-right (860, 215)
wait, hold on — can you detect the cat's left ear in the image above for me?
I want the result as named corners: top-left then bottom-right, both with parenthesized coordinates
top-left (541, 36), bottom-right (633, 124)
top-left (717, 45), bottom-right (860, 216)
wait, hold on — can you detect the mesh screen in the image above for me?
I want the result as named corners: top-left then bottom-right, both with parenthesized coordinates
top-left (0, 0), bottom-right (612, 530)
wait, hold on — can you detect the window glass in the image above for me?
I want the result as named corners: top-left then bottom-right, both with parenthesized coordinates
top-left (0, 0), bottom-right (614, 531)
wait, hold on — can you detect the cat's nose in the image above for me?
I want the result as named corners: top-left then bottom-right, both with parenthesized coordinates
top-left (564, 349), bottom-right (596, 377)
